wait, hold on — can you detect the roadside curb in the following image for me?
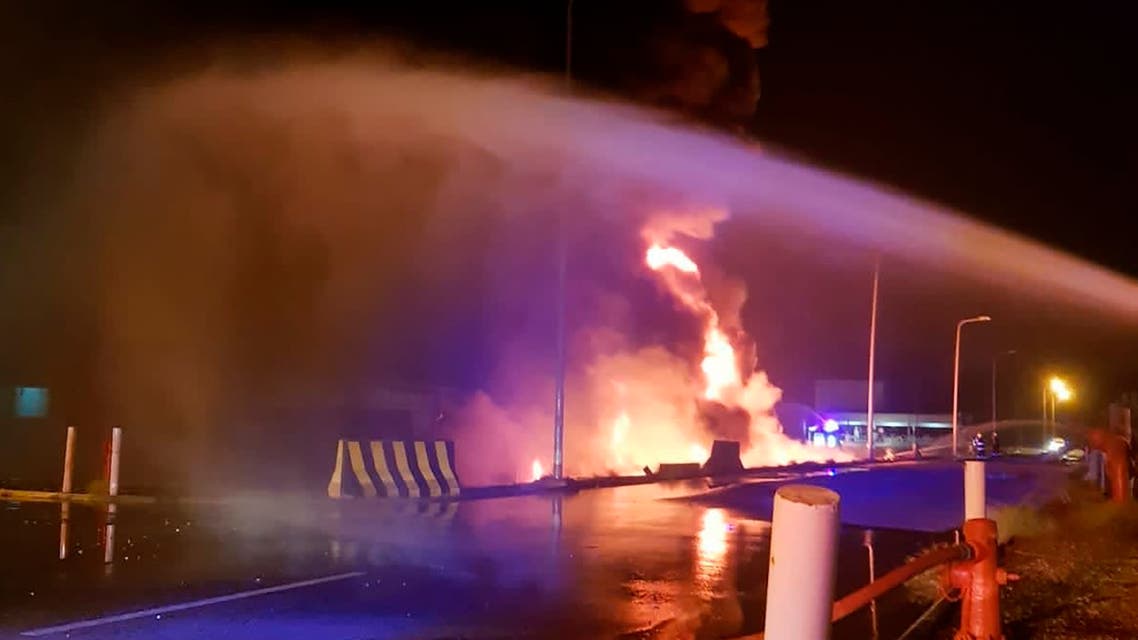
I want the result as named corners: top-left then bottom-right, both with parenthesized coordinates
top-left (0, 488), bottom-right (156, 505)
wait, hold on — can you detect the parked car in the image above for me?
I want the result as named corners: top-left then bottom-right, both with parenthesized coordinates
top-left (1061, 448), bottom-right (1086, 464)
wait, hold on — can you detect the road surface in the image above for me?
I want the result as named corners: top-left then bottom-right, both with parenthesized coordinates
top-left (0, 459), bottom-right (1065, 639)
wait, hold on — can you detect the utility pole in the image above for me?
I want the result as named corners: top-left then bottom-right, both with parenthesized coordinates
top-left (552, 0), bottom-right (575, 480)
top-left (866, 256), bottom-right (880, 460)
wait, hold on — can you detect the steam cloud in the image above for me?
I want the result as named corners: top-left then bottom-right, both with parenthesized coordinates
top-left (10, 48), bottom-right (1138, 490)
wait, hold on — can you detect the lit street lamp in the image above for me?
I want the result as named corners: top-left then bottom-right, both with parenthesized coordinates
top-left (866, 256), bottom-right (880, 460)
top-left (952, 315), bottom-right (992, 457)
top-left (1044, 376), bottom-right (1073, 442)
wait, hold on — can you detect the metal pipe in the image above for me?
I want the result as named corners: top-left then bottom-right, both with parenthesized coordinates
top-left (866, 256), bottom-right (879, 461)
top-left (764, 485), bottom-right (840, 640)
top-left (864, 530), bottom-right (878, 638)
top-left (832, 544), bottom-right (972, 622)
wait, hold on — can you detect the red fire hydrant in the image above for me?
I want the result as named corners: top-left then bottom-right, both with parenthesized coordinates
top-left (1088, 428), bottom-right (1131, 502)
top-left (945, 518), bottom-right (1017, 640)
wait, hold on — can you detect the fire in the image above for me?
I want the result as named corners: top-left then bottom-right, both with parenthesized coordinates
top-left (701, 326), bottom-right (738, 401)
top-left (645, 242), bottom-right (742, 403)
top-left (531, 458), bottom-right (544, 482)
top-left (598, 233), bottom-right (850, 473)
top-left (610, 411), bottom-right (631, 468)
top-left (646, 244), bottom-right (700, 274)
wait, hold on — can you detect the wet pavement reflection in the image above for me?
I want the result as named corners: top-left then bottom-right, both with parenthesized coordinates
top-left (1, 479), bottom-right (947, 639)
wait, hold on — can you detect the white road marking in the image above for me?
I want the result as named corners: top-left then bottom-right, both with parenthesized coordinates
top-left (21, 571), bottom-right (366, 637)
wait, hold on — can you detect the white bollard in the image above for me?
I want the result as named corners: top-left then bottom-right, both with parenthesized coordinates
top-left (61, 426), bottom-right (76, 494)
top-left (964, 459), bottom-right (986, 520)
top-left (764, 485), bottom-right (841, 640)
top-left (108, 427), bottom-right (122, 497)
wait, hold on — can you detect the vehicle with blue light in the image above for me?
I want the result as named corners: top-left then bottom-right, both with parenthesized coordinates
top-left (807, 418), bottom-right (844, 449)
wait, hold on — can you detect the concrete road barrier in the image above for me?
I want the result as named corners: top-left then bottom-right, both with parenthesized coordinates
top-left (702, 440), bottom-right (744, 475)
top-left (327, 439), bottom-right (461, 499)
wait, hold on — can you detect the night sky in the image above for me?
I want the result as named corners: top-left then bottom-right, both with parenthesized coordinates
top-left (2, 1), bottom-right (1136, 421)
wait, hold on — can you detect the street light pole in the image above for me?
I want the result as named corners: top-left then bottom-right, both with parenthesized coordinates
top-left (866, 256), bottom-right (880, 460)
top-left (952, 315), bottom-right (992, 457)
top-left (565, 0), bottom-right (574, 86)
top-left (552, 0), bottom-right (575, 480)
top-left (991, 349), bottom-right (1016, 426)
top-left (1043, 376), bottom-right (1073, 445)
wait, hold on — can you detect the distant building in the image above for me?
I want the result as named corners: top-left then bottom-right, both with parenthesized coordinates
top-left (809, 379), bottom-right (952, 446)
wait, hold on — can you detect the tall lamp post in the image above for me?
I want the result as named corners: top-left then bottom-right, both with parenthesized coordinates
top-left (991, 349), bottom-right (1017, 426)
top-left (952, 315), bottom-right (992, 457)
top-left (865, 256), bottom-right (880, 460)
top-left (552, 0), bottom-right (575, 480)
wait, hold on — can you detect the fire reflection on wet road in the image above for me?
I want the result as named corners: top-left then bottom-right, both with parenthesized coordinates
top-left (0, 479), bottom-right (943, 639)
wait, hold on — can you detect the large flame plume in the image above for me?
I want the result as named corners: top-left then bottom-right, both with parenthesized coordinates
top-left (611, 208), bottom-right (846, 470)
top-left (493, 208), bottom-right (846, 482)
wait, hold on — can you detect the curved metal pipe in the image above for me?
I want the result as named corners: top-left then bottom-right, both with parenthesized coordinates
top-left (831, 544), bottom-right (971, 622)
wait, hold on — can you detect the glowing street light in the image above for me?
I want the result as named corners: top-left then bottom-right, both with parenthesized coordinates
top-left (1043, 376), bottom-right (1074, 441)
top-left (1049, 377), bottom-right (1073, 402)
top-left (952, 315), bottom-right (992, 457)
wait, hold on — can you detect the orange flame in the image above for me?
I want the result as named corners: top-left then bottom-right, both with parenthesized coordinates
top-left (645, 242), bottom-right (740, 402)
top-left (646, 244), bottom-right (700, 274)
top-left (615, 237), bottom-right (850, 471)
top-left (531, 458), bottom-right (544, 482)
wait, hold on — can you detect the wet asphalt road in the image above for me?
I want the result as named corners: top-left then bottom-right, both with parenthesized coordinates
top-left (0, 461), bottom-right (1064, 640)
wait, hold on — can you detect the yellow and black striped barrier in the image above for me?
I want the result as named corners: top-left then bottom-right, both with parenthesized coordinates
top-left (327, 439), bottom-right (461, 499)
